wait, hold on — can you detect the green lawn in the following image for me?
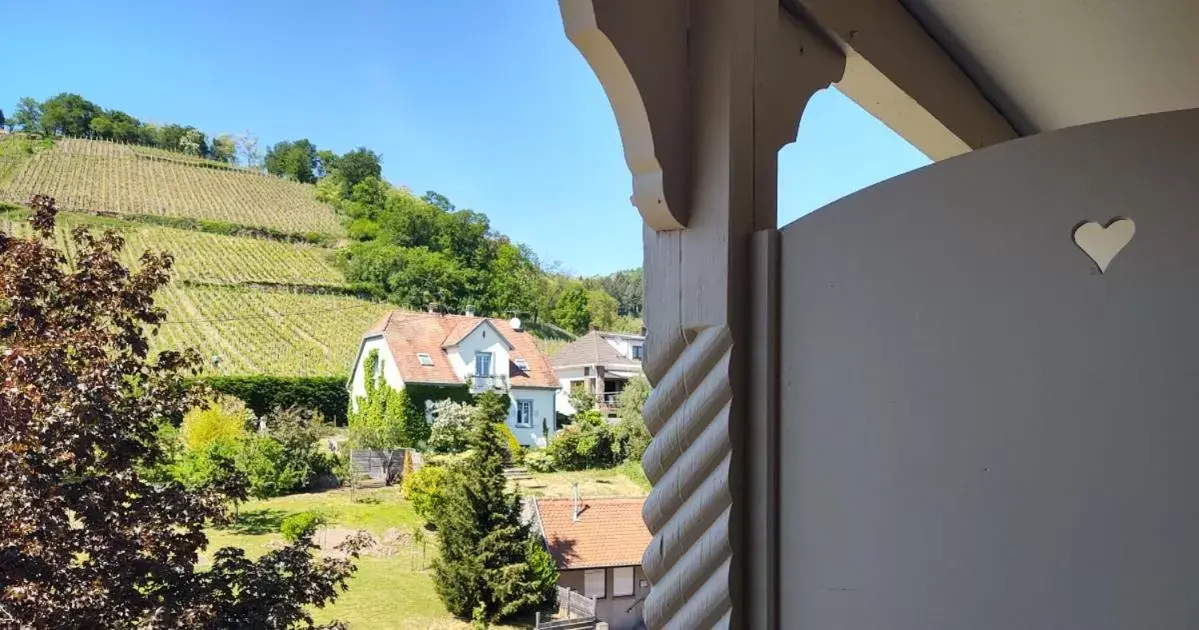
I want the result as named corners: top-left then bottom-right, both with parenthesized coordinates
top-left (203, 486), bottom-right (525, 630)
top-left (511, 463), bottom-right (651, 499)
top-left (202, 465), bottom-right (649, 629)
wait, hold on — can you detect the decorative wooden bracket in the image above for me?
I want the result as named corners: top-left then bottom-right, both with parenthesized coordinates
top-left (559, 0), bottom-right (691, 231)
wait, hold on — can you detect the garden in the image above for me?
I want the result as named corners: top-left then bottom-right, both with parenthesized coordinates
top-left (1, 198), bottom-right (654, 629)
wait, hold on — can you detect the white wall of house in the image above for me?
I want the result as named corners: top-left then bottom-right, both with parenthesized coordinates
top-left (349, 336), bottom-right (404, 410)
top-left (555, 365), bottom-right (589, 416)
top-left (445, 322), bottom-right (511, 382)
top-left (508, 387), bottom-right (557, 447)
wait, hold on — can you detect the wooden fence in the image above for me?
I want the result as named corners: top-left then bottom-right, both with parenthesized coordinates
top-left (534, 587), bottom-right (599, 629)
top-left (349, 448), bottom-right (422, 482)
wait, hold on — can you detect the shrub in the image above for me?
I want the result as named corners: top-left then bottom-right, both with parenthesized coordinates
top-left (524, 450), bottom-right (554, 473)
top-left (545, 411), bottom-right (622, 470)
top-left (180, 396), bottom-right (250, 451)
top-left (402, 465), bottom-right (452, 522)
top-left (201, 375), bottom-right (350, 424)
top-left (280, 512), bottom-right (326, 542)
top-left (237, 435), bottom-right (308, 499)
top-left (496, 422), bottom-right (524, 465)
top-left (428, 399), bottom-right (475, 454)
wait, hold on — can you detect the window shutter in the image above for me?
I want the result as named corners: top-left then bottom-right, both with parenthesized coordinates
top-left (584, 569), bottom-right (606, 598)
top-left (613, 566), bottom-right (635, 597)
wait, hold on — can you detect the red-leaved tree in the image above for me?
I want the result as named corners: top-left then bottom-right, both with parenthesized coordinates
top-left (0, 196), bottom-right (365, 628)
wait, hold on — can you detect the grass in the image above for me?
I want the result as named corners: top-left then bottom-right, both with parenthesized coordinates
top-left (0, 137), bottom-right (343, 235)
top-left (204, 486), bottom-right (527, 630)
top-left (512, 466), bottom-right (651, 498)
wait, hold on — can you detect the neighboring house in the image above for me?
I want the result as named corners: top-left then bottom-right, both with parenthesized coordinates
top-left (347, 310), bottom-right (560, 446)
top-left (534, 496), bottom-right (652, 630)
top-left (552, 330), bottom-right (645, 417)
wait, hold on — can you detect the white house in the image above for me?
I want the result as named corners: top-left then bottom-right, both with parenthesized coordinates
top-left (552, 330), bottom-right (645, 417)
top-left (348, 310), bottom-right (560, 446)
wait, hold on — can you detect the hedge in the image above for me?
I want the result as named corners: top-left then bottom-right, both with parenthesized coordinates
top-left (198, 375), bottom-right (349, 424)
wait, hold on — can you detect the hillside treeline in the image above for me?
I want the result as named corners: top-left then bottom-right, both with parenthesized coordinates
top-left (3, 93), bottom-right (643, 334)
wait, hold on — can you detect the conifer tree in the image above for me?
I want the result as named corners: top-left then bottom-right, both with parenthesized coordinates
top-left (432, 399), bottom-right (557, 621)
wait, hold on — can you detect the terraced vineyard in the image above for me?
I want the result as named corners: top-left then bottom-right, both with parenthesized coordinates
top-left (1, 210), bottom-right (344, 287)
top-left (1, 208), bottom-right (385, 377)
top-left (154, 284), bottom-right (392, 377)
top-left (0, 137), bottom-right (343, 235)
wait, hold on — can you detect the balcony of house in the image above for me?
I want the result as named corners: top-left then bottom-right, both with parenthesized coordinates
top-left (597, 379), bottom-right (625, 416)
top-left (465, 373), bottom-right (508, 393)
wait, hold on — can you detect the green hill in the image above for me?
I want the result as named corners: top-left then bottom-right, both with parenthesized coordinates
top-left (0, 134), bottom-right (385, 378)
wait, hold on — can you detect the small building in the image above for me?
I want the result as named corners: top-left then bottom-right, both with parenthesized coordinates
top-left (534, 496), bottom-right (652, 630)
top-left (551, 330), bottom-right (645, 417)
top-left (347, 309), bottom-right (560, 446)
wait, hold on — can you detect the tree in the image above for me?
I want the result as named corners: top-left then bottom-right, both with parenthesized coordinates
top-left (180, 395), bottom-right (250, 451)
top-left (238, 130), bottom-right (261, 167)
top-left (211, 133), bottom-right (238, 163)
top-left (586, 288), bottom-right (619, 331)
top-left (422, 190), bottom-right (455, 212)
top-left (39, 93), bottom-right (100, 136)
top-left (615, 375), bottom-right (652, 462)
top-left (11, 97), bottom-right (41, 131)
top-left (485, 241), bottom-right (540, 318)
top-left (552, 282), bottom-right (591, 334)
top-left (597, 268), bottom-right (643, 317)
top-left (0, 196), bottom-right (364, 627)
top-left (316, 149), bottom-right (339, 179)
top-left (336, 147), bottom-right (383, 191)
top-left (432, 401), bottom-right (556, 622)
top-left (0, 108), bottom-right (5, 130)
top-left (157, 124), bottom-right (190, 152)
top-left (428, 399), bottom-right (476, 454)
top-left (264, 139), bottom-right (319, 183)
top-left (178, 128), bottom-right (208, 157)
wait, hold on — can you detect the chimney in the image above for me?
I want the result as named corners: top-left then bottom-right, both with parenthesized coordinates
top-left (572, 483), bottom-right (581, 522)
top-left (465, 305), bottom-right (475, 317)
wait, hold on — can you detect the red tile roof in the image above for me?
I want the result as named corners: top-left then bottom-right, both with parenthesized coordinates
top-left (364, 310), bottom-right (558, 388)
top-left (535, 497), bottom-right (651, 569)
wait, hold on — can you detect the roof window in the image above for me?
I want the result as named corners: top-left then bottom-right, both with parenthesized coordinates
top-left (416, 353), bottom-right (434, 366)
top-left (515, 358), bottom-right (529, 370)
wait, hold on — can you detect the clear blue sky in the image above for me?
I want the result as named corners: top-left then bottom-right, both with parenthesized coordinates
top-left (0, 0), bottom-right (929, 276)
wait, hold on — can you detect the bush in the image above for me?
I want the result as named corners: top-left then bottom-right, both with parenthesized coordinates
top-left (428, 400), bottom-right (475, 454)
top-left (545, 411), bottom-right (622, 471)
top-left (496, 422), bottom-right (524, 465)
top-left (201, 375), bottom-right (350, 425)
top-left (524, 450), bottom-right (554, 473)
top-left (402, 465), bottom-right (452, 522)
top-left (280, 512), bottom-right (326, 542)
top-left (180, 396), bottom-right (250, 451)
top-left (237, 434), bottom-right (308, 499)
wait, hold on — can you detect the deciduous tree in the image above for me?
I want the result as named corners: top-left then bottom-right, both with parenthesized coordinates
top-left (0, 196), bottom-right (364, 628)
top-left (10, 97), bottom-right (40, 131)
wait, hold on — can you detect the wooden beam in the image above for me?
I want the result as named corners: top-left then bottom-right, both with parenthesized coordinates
top-left (785, 0), bottom-right (1019, 160)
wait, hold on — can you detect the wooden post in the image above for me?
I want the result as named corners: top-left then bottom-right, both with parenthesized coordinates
top-left (558, 1), bottom-right (844, 627)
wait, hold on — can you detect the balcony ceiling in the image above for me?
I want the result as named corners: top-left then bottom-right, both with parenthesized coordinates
top-left (902, 0), bottom-right (1199, 134)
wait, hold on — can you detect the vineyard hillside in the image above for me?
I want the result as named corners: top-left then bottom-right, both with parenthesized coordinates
top-left (0, 137), bottom-right (343, 236)
top-left (1, 205), bottom-right (387, 378)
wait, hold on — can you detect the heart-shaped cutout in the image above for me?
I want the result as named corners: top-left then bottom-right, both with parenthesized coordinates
top-left (1073, 218), bottom-right (1135, 273)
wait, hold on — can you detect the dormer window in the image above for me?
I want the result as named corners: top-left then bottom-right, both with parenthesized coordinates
top-left (416, 353), bottom-right (434, 366)
top-left (514, 358), bottom-right (529, 370)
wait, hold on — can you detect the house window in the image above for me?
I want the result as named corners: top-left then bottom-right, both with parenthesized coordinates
top-left (516, 399), bottom-right (533, 428)
top-left (514, 357), bottom-right (529, 370)
top-left (583, 366), bottom-right (591, 376)
top-left (613, 567), bottom-right (635, 597)
top-left (474, 352), bottom-right (492, 376)
top-left (371, 355), bottom-right (383, 381)
top-left (584, 569), bottom-right (606, 599)
top-left (631, 345), bottom-right (644, 360)
top-left (416, 352), bottom-right (434, 366)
